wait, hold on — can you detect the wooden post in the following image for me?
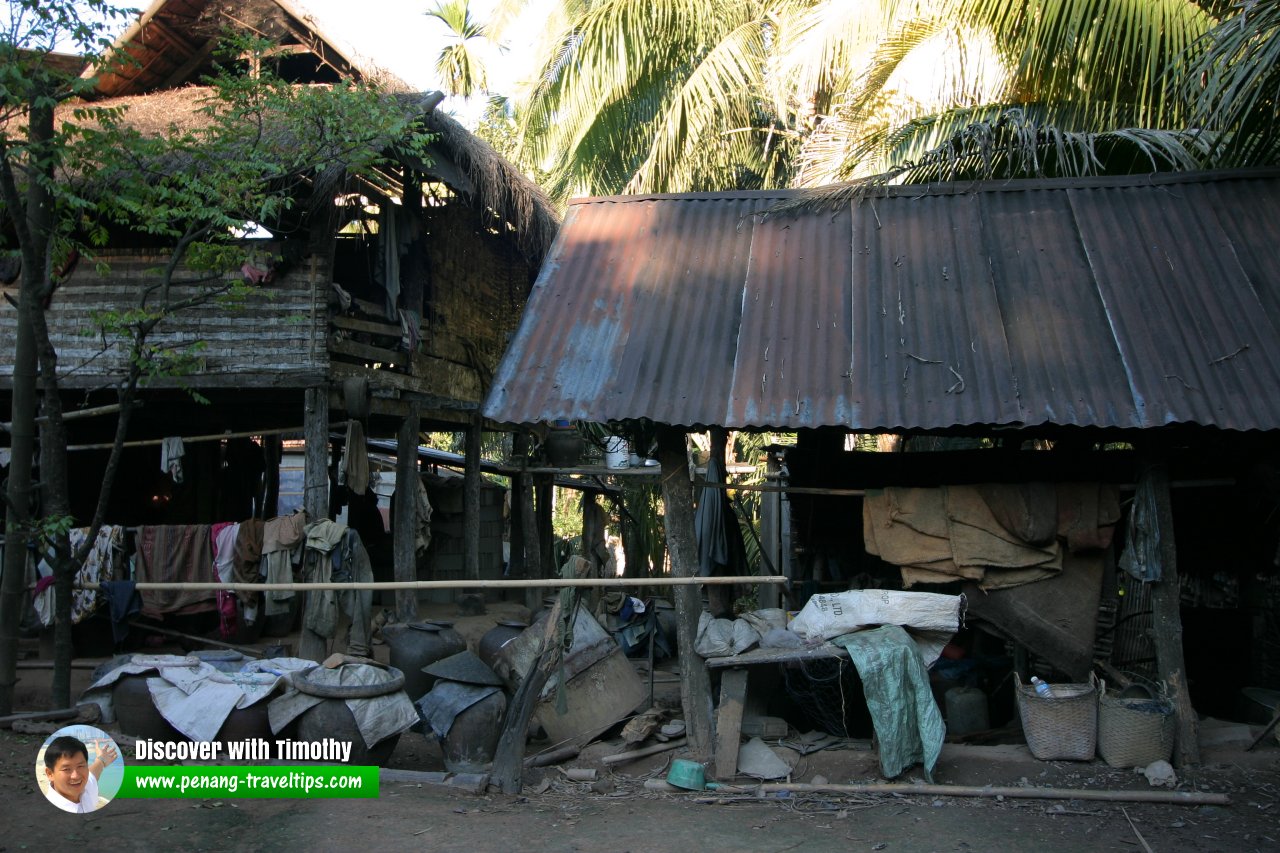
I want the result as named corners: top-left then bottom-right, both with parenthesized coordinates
top-left (262, 434), bottom-right (281, 519)
top-left (393, 409), bottom-right (420, 623)
top-left (514, 433), bottom-right (542, 612)
top-left (658, 425), bottom-right (714, 762)
top-left (1145, 457), bottom-right (1201, 766)
top-left (535, 474), bottom-right (554, 576)
top-left (464, 416), bottom-right (482, 581)
top-left (299, 387), bottom-right (330, 662)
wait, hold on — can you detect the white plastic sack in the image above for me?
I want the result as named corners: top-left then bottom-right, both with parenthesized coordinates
top-left (695, 612), bottom-right (760, 657)
top-left (789, 590), bottom-right (963, 642)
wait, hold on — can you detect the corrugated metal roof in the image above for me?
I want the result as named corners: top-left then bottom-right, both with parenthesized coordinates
top-left (484, 170), bottom-right (1280, 432)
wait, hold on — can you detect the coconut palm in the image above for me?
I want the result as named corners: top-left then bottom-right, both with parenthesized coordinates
top-left (499, 0), bottom-right (1240, 200)
top-left (426, 0), bottom-right (491, 98)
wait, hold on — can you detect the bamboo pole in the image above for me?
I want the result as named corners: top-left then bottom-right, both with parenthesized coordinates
top-left (644, 780), bottom-right (1229, 806)
top-left (601, 738), bottom-right (687, 766)
top-left (66, 425), bottom-right (302, 452)
top-left (746, 782), bottom-right (1230, 806)
top-left (78, 575), bottom-right (785, 592)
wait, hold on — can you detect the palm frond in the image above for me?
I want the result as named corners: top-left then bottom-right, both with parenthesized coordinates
top-left (778, 108), bottom-right (1212, 214)
top-left (1182, 0), bottom-right (1280, 166)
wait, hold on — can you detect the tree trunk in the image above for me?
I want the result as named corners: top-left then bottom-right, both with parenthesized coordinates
top-left (0, 244), bottom-right (38, 716)
top-left (0, 96), bottom-right (54, 714)
top-left (658, 426), bottom-right (713, 762)
top-left (393, 409), bottom-right (420, 623)
top-left (463, 416), bottom-right (482, 581)
top-left (1145, 457), bottom-right (1201, 766)
top-left (32, 302), bottom-right (74, 708)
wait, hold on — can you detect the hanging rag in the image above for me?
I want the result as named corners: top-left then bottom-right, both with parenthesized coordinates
top-left (344, 419), bottom-right (369, 495)
top-left (232, 519), bottom-right (265, 607)
top-left (161, 436), bottom-right (185, 483)
top-left (98, 580), bottom-right (142, 643)
top-left (1119, 469), bottom-right (1162, 581)
top-left (332, 529), bottom-right (374, 656)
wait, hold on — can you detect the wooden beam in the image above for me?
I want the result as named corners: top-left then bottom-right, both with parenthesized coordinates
top-left (658, 426), bottom-right (714, 763)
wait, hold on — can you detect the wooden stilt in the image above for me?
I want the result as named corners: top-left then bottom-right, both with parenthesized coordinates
top-left (464, 416), bottom-right (482, 581)
top-left (1145, 457), bottom-right (1201, 766)
top-left (393, 409), bottom-right (420, 623)
top-left (658, 426), bottom-right (714, 763)
top-left (298, 387), bottom-right (330, 662)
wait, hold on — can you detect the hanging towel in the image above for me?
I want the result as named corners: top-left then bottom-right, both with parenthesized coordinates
top-left (233, 519), bottom-right (265, 607)
top-left (161, 437), bottom-right (185, 483)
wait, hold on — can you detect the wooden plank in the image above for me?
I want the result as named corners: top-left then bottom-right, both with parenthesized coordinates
top-left (331, 315), bottom-right (402, 336)
top-left (329, 336), bottom-right (406, 365)
top-left (705, 643), bottom-right (847, 670)
top-left (714, 669), bottom-right (748, 780)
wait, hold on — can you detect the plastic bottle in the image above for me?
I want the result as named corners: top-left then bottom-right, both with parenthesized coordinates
top-left (1030, 676), bottom-right (1053, 698)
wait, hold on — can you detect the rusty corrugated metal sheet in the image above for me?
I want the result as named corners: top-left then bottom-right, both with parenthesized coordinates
top-left (484, 170), bottom-right (1280, 431)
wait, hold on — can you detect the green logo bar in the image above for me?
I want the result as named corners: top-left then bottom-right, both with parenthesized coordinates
top-left (117, 766), bottom-right (379, 799)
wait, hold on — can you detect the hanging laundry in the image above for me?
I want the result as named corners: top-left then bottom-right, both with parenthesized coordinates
top-left (343, 419), bottom-right (369, 495)
top-left (161, 436), bottom-right (185, 483)
top-left (233, 518), bottom-right (265, 610)
top-left (134, 525), bottom-right (215, 617)
top-left (262, 511), bottom-right (306, 616)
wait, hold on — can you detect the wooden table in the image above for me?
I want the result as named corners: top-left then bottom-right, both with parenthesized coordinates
top-left (705, 643), bottom-right (849, 779)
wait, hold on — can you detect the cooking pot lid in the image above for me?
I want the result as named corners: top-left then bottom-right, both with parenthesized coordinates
top-left (407, 622), bottom-right (443, 632)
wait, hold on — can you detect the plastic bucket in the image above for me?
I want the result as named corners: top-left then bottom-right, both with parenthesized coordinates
top-left (604, 437), bottom-right (630, 469)
top-left (667, 759), bottom-right (706, 790)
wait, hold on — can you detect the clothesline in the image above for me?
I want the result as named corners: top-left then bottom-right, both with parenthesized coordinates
top-left (75, 575), bottom-right (787, 592)
top-left (66, 425), bottom-right (303, 452)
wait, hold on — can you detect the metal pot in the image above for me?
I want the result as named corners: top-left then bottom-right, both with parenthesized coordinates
top-left (383, 622), bottom-right (466, 701)
top-left (544, 429), bottom-right (584, 468)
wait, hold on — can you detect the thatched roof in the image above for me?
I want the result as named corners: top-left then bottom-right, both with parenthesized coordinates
top-left (55, 85), bottom-right (559, 265)
top-left (87, 0), bottom-right (415, 98)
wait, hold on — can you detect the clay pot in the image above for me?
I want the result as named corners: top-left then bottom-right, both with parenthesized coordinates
top-left (440, 689), bottom-right (506, 773)
top-left (478, 621), bottom-right (527, 679)
top-left (383, 622), bottom-right (466, 701)
top-left (112, 674), bottom-right (187, 742)
top-left (215, 701), bottom-right (277, 758)
top-left (294, 700), bottom-right (400, 766)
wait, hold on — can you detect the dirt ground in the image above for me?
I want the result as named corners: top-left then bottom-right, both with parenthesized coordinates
top-left (2, 609), bottom-right (1278, 853)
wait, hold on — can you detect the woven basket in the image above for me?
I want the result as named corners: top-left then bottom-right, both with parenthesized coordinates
top-left (1016, 675), bottom-right (1098, 761)
top-left (1097, 681), bottom-right (1175, 768)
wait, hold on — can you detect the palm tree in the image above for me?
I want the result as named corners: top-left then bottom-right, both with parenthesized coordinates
top-left (426, 0), bottom-right (491, 98)
top-left (499, 0), bottom-right (1249, 200)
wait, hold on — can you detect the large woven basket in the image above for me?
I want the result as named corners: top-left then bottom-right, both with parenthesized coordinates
top-left (1097, 681), bottom-right (1175, 768)
top-left (1016, 675), bottom-right (1098, 761)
